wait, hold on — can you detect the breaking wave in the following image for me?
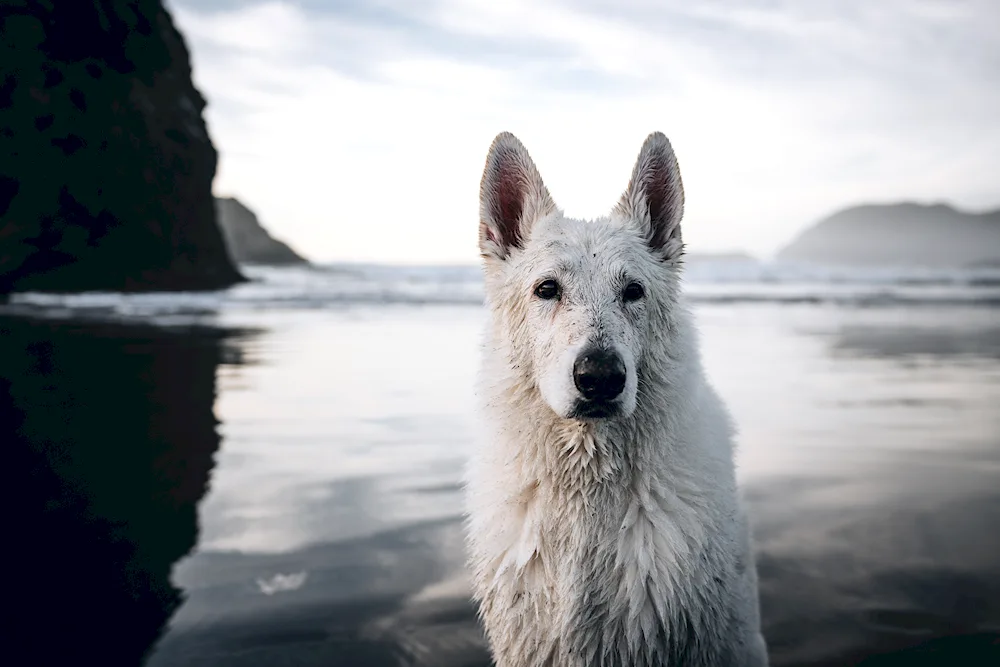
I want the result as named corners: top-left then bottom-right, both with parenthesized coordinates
top-left (3, 261), bottom-right (999, 324)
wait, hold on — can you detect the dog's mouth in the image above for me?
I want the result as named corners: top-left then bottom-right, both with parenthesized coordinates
top-left (570, 399), bottom-right (621, 420)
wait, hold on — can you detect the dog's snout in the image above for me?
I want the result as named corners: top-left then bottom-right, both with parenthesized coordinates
top-left (573, 348), bottom-right (626, 402)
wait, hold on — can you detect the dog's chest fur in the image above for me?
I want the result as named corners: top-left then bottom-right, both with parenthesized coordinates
top-left (468, 401), bottom-right (749, 667)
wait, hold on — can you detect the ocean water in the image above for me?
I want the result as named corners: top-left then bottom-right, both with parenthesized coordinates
top-left (2, 263), bottom-right (999, 666)
top-left (5, 260), bottom-right (1000, 321)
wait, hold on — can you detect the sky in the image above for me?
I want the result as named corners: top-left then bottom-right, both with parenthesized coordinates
top-left (166, 0), bottom-right (1000, 265)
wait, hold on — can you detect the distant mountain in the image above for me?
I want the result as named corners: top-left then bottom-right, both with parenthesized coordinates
top-left (214, 198), bottom-right (307, 265)
top-left (777, 203), bottom-right (1000, 268)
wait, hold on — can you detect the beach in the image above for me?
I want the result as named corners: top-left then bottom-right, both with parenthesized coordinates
top-left (2, 266), bottom-right (999, 665)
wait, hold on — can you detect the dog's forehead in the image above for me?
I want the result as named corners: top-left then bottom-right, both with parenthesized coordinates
top-left (526, 215), bottom-right (645, 275)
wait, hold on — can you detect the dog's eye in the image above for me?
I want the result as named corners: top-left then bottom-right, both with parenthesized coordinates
top-left (534, 279), bottom-right (561, 300)
top-left (622, 282), bottom-right (645, 302)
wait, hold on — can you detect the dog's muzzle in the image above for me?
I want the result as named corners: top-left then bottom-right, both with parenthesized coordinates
top-left (572, 347), bottom-right (626, 418)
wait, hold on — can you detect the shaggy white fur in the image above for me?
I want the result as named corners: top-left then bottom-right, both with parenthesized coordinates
top-left (465, 132), bottom-right (769, 666)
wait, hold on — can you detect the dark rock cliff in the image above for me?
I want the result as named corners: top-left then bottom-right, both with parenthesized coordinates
top-left (215, 196), bottom-right (308, 265)
top-left (0, 0), bottom-right (244, 294)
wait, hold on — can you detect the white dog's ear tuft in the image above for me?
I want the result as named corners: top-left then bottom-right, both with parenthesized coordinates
top-left (616, 132), bottom-right (685, 260)
top-left (479, 132), bottom-right (556, 260)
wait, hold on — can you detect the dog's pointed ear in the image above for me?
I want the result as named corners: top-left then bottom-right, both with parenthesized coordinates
top-left (616, 132), bottom-right (685, 260)
top-left (479, 132), bottom-right (557, 260)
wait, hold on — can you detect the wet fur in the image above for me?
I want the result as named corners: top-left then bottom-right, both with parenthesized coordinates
top-left (465, 132), bottom-right (768, 666)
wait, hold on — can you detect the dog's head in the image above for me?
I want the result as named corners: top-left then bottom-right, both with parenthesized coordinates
top-left (479, 131), bottom-right (686, 421)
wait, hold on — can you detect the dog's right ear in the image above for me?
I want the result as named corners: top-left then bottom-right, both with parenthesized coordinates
top-left (479, 132), bottom-right (556, 260)
top-left (616, 132), bottom-right (685, 261)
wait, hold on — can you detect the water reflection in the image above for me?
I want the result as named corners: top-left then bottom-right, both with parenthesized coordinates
top-left (146, 310), bottom-right (491, 667)
top-left (747, 308), bottom-right (1000, 666)
top-left (0, 316), bottom-right (251, 665)
top-left (149, 517), bottom-right (488, 667)
top-left (3, 304), bottom-right (999, 666)
top-left (832, 314), bottom-right (1000, 361)
top-left (751, 474), bottom-right (1000, 666)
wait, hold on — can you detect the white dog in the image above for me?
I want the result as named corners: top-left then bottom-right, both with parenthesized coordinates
top-left (464, 132), bottom-right (768, 667)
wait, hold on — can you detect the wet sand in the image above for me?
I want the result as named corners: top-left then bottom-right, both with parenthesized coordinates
top-left (2, 303), bottom-right (998, 665)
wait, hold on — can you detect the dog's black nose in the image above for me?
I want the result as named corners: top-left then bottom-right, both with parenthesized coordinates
top-left (573, 348), bottom-right (626, 402)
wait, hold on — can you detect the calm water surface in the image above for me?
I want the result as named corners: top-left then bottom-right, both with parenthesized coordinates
top-left (2, 302), bottom-right (998, 665)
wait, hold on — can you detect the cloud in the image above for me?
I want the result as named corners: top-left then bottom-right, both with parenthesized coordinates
top-left (168, 0), bottom-right (1000, 263)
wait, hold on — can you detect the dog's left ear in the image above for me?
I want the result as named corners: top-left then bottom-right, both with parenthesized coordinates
top-left (616, 132), bottom-right (685, 260)
top-left (479, 132), bottom-right (557, 260)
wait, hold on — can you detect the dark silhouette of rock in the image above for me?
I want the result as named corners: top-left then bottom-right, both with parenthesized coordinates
top-left (777, 203), bottom-right (1000, 268)
top-left (0, 0), bottom-right (244, 294)
top-left (215, 197), bottom-right (308, 265)
top-left (0, 316), bottom-right (250, 664)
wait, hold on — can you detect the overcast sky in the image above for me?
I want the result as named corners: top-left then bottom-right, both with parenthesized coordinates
top-left (167, 0), bottom-right (999, 264)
